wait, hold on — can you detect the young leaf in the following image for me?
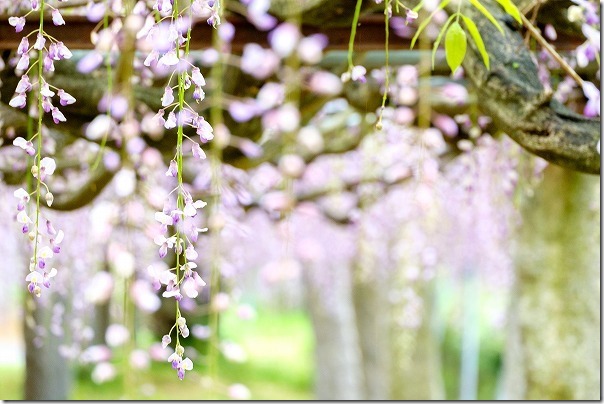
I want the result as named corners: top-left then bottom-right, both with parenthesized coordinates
top-left (432, 14), bottom-right (457, 69)
top-left (461, 15), bottom-right (490, 69)
top-left (411, 0), bottom-right (452, 49)
top-left (468, 0), bottom-right (504, 33)
top-left (445, 21), bottom-right (467, 73)
top-left (495, 0), bottom-right (523, 24)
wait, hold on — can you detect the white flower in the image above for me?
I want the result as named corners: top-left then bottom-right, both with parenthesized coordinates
top-left (40, 157), bottom-right (56, 176)
top-left (155, 212), bottom-right (174, 225)
top-left (38, 246), bottom-right (54, 259)
top-left (17, 210), bottom-right (33, 224)
top-left (159, 51), bottom-right (179, 66)
top-left (14, 188), bottom-right (30, 203)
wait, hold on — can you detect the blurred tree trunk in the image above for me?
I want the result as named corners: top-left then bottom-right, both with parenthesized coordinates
top-left (303, 263), bottom-right (364, 399)
top-left (503, 165), bottom-right (600, 399)
top-left (389, 279), bottom-right (445, 400)
top-left (24, 293), bottom-right (72, 400)
top-left (352, 266), bottom-right (391, 400)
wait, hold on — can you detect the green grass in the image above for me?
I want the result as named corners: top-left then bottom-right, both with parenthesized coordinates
top-left (2, 309), bottom-right (314, 400)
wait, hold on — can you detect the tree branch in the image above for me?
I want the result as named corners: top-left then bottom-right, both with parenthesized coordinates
top-left (461, 0), bottom-right (600, 174)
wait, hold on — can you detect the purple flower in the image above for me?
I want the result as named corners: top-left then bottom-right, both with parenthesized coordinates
top-left (16, 54), bottom-right (29, 71)
top-left (25, 271), bottom-right (43, 297)
top-left (161, 334), bottom-right (171, 348)
top-left (8, 16), bottom-right (26, 32)
top-left (9, 93), bottom-right (27, 108)
top-left (13, 137), bottom-right (35, 155)
top-left (192, 142), bottom-right (206, 159)
top-left (77, 51), bottom-right (103, 73)
top-left (52, 9), bottom-right (65, 26)
top-left (161, 86), bottom-right (174, 107)
top-left (40, 82), bottom-right (55, 97)
top-left (57, 89), bottom-right (76, 106)
top-left (582, 81), bottom-right (600, 117)
top-left (159, 51), bottom-right (179, 66)
top-left (43, 53), bottom-right (55, 72)
top-left (165, 160), bottom-right (178, 177)
top-left (165, 112), bottom-right (177, 129)
top-left (195, 117), bottom-right (214, 141)
top-left (17, 37), bottom-right (29, 55)
top-left (51, 107), bottom-right (66, 124)
top-left (405, 9), bottom-right (419, 24)
top-left (268, 23), bottom-right (301, 58)
top-left (33, 34), bottom-right (46, 51)
top-left (193, 86), bottom-right (205, 102)
top-left (191, 67), bottom-right (206, 87)
top-left (14, 188), bottom-right (30, 211)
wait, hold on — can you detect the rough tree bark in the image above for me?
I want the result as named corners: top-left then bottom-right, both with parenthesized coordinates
top-left (460, 0), bottom-right (600, 174)
top-left (503, 165), bottom-right (600, 399)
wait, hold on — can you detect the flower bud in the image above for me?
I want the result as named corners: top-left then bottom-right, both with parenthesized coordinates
top-left (45, 192), bottom-right (54, 207)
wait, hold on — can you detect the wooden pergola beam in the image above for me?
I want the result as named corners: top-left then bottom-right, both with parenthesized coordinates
top-left (0, 14), bottom-right (582, 52)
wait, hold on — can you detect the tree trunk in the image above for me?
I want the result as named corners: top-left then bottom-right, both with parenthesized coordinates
top-left (389, 279), bottom-right (445, 400)
top-left (24, 293), bottom-right (73, 400)
top-left (503, 165), bottom-right (600, 399)
top-left (352, 266), bottom-right (391, 400)
top-left (303, 263), bottom-right (364, 399)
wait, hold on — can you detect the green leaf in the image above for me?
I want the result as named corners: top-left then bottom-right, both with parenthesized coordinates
top-left (495, 0), bottom-right (523, 24)
top-left (461, 15), bottom-right (490, 69)
top-left (445, 21), bottom-right (467, 73)
top-left (411, 0), bottom-right (452, 49)
top-left (468, 0), bottom-right (504, 33)
top-left (432, 14), bottom-right (457, 69)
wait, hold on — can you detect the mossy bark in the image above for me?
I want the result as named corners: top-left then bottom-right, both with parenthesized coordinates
top-left (503, 165), bottom-right (600, 399)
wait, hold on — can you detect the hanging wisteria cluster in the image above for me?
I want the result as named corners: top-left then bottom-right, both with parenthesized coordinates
top-left (144, 0), bottom-right (219, 381)
top-left (7, 0), bottom-right (74, 297)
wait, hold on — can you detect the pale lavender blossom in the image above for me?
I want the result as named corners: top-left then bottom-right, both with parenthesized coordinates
top-left (57, 89), bottom-right (76, 106)
top-left (192, 142), bottom-right (206, 159)
top-left (165, 160), bottom-right (178, 177)
top-left (161, 86), bottom-right (175, 107)
top-left (17, 37), bottom-right (29, 55)
top-left (9, 93), bottom-right (27, 108)
top-left (8, 16), bottom-right (26, 32)
top-left (51, 107), bottom-right (66, 124)
top-left (33, 34), bottom-right (46, 51)
top-left (52, 9), bottom-right (65, 25)
top-left (13, 137), bottom-right (35, 155)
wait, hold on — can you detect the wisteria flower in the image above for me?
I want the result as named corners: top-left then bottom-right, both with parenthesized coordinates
top-left (8, 16), bottom-right (25, 32)
top-left (9, 93), bottom-right (27, 108)
top-left (161, 86), bottom-right (175, 107)
top-left (14, 188), bottom-right (30, 210)
top-left (17, 37), bottom-right (29, 55)
top-left (165, 112), bottom-right (177, 129)
top-left (154, 234), bottom-right (177, 258)
top-left (155, 211), bottom-right (174, 226)
top-left (183, 198), bottom-right (206, 217)
top-left (165, 160), bottom-right (178, 177)
top-left (161, 334), bottom-right (171, 348)
top-left (192, 142), bottom-right (206, 159)
top-left (159, 51), bottom-right (179, 66)
top-left (13, 137), bottom-right (35, 155)
top-left (51, 107), bottom-right (66, 124)
top-left (25, 271), bottom-right (43, 297)
top-left (52, 9), bottom-right (65, 25)
top-left (16, 55), bottom-right (29, 71)
top-left (16, 75), bottom-right (32, 93)
top-left (57, 90), bottom-right (76, 106)
top-left (191, 67), bottom-right (206, 86)
top-left (40, 157), bottom-right (57, 178)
